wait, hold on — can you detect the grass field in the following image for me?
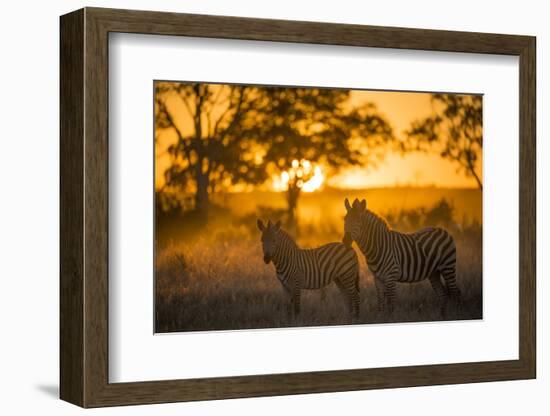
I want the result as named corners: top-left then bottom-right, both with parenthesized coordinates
top-left (155, 187), bottom-right (482, 333)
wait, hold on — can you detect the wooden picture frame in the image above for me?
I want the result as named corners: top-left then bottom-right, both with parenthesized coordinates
top-left (60, 7), bottom-right (536, 408)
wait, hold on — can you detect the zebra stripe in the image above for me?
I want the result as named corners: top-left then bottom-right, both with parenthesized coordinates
top-left (344, 199), bottom-right (461, 314)
top-left (258, 220), bottom-right (360, 317)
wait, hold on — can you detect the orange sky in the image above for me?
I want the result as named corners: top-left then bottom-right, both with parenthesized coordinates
top-left (330, 90), bottom-right (481, 188)
top-left (155, 86), bottom-right (482, 190)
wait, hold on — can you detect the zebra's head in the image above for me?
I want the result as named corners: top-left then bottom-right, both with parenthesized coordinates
top-left (344, 198), bottom-right (367, 242)
top-left (257, 219), bottom-right (282, 264)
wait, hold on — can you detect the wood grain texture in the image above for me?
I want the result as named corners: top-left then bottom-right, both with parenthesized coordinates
top-left (89, 7), bottom-right (532, 55)
top-left (83, 10), bottom-right (110, 406)
top-left (59, 7), bottom-right (537, 408)
top-left (59, 8), bottom-right (84, 407)
top-left (518, 38), bottom-right (536, 376)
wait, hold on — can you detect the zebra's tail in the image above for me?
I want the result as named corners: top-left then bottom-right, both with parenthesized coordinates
top-left (355, 268), bottom-right (360, 293)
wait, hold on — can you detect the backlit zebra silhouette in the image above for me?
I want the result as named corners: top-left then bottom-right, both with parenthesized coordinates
top-left (343, 198), bottom-right (461, 314)
top-left (257, 219), bottom-right (360, 318)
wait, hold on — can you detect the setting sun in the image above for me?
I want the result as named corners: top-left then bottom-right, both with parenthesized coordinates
top-left (272, 159), bottom-right (325, 193)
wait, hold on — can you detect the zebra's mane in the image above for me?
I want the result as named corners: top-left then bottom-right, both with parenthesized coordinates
top-left (276, 228), bottom-right (299, 249)
top-left (362, 209), bottom-right (391, 231)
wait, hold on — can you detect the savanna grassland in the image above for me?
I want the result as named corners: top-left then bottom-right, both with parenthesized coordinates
top-left (155, 187), bottom-right (482, 333)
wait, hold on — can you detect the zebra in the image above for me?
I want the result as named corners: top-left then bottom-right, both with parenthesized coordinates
top-left (257, 219), bottom-right (360, 318)
top-left (343, 198), bottom-right (461, 315)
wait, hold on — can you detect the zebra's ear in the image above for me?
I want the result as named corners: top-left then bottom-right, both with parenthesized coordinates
top-left (274, 220), bottom-right (282, 231)
top-left (344, 198), bottom-right (352, 212)
top-left (360, 199), bottom-right (367, 211)
top-left (352, 198), bottom-right (360, 208)
top-left (257, 219), bottom-right (265, 232)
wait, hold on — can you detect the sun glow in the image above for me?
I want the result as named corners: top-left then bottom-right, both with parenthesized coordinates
top-left (272, 159), bottom-right (325, 193)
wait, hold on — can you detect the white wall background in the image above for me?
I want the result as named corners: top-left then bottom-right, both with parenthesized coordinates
top-left (0, 0), bottom-right (546, 414)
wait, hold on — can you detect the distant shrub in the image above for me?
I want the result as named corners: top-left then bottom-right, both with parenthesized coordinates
top-left (385, 198), bottom-right (456, 231)
top-left (425, 198), bottom-right (454, 227)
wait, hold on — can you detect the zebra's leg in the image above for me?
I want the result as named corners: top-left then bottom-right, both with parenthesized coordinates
top-left (292, 288), bottom-right (301, 317)
top-left (281, 285), bottom-right (294, 319)
top-left (334, 279), bottom-right (351, 315)
top-left (320, 287), bottom-right (328, 303)
top-left (440, 264), bottom-right (462, 309)
top-left (343, 266), bottom-right (361, 319)
top-left (351, 287), bottom-right (360, 319)
top-left (374, 276), bottom-right (386, 313)
top-left (429, 271), bottom-right (449, 317)
top-left (438, 245), bottom-right (462, 308)
top-left (351, 270), bottom-right (360, 319)
top-left (384, 275), bottom-right (398, 315)
top-left (334, 277), bottom-right (359, 321)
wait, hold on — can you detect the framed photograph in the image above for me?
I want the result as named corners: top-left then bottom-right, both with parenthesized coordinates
top-left (60, 7), bottom-right (536, 407)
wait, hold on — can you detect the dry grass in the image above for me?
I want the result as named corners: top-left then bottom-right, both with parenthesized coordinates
top-left (155, 200), bottom-right (482, 333)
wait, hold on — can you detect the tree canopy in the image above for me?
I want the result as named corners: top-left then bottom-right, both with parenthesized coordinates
top-left (155, 82), bottom-right (395, 218)
top-left (404, 93), bottom-right (483, 189)
top-left (156, 83), bottom-right (267, 212)
top-left (239, 87), bottom-right (394, 219)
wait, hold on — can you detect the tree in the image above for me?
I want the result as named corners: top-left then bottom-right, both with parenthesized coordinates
top-left (404, 94), bottom-right (483, 189)
top-left (241, 87), bottom-right (394, 222)
top-left (156, 83), bottom-right (395, 224)
top-left (155, 82), bottom-right (267, 215)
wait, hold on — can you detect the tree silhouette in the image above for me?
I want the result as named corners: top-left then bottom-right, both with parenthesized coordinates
top-left (156, 83), bottom-right (394, 222)
top-left (241, 87), bottom-right (394, 222)
top-left (155, 82), bottom-right (267, 215)
top-left (404, 94), bottom-right (483, 189)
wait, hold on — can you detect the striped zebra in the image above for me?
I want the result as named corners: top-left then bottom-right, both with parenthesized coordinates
top-left (343, 198), bottom-right (461, 314)
top-left (257, 219), bottom-right (360, 318)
